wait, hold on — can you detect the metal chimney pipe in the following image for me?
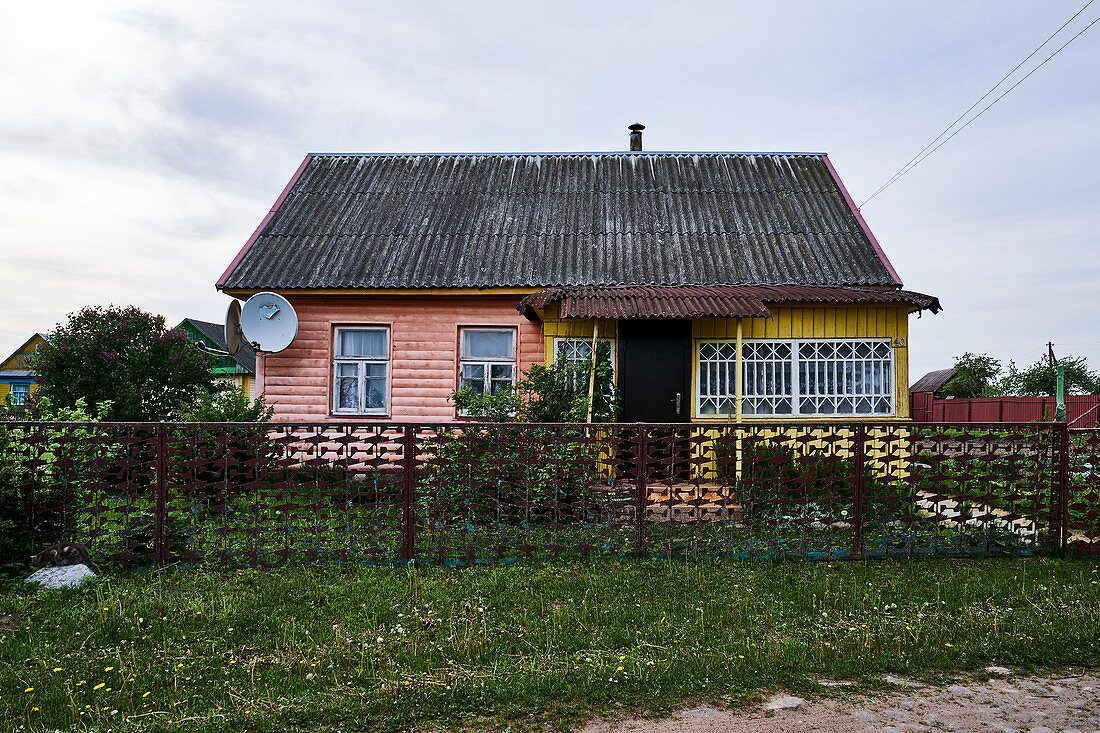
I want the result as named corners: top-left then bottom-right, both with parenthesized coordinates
top-left (628, 123), bottom-right (645, 151)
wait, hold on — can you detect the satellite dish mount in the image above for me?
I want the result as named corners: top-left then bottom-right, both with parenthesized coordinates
top-left (225, 300), bottom-right (243, 356)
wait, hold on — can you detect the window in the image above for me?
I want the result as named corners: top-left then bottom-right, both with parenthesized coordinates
top-left (695, 339), bottom-right (894, 417)
top-left (554, 338), bottom-right (616, 390)
top-left (697, 341), bottom-right (740, 416)
top-left (333, 327), bottom-right (389, 414)
top-left (9, 383), bottom-right (30, 406)
top-left (459, 328), bottom-right (516, 398)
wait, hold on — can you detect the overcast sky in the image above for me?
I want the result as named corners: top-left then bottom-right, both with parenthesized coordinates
top-left (2, 0), bottom-right (1098, 383)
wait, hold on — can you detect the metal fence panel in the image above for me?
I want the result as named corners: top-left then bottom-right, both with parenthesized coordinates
top-left (2, 420), bottom-right (1095, 568)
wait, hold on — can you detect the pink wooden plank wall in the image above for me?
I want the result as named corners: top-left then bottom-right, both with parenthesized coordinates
top-left (257, 295), bottom-right (543, 422)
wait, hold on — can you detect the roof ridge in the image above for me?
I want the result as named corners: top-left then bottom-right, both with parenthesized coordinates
top-left (307, 151), bottom-right (829, 158)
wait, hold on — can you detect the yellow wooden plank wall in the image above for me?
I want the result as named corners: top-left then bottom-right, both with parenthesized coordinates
top-left (540, 303), bottom-right (619, 370)
top-left (692, 306), bottom-right (910, 420)
top-left (539, 304), bottom-right (912, 420)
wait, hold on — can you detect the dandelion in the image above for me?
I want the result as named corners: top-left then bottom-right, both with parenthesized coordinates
top-left (24, 687), bottom-right (33, 693)
top-left (94, 683), bottom-right (105, 690)
top-left (52, 667), bottom-right (62, 672)
top-left (143, 692), bottom-right (151, 698)
top-left (944, 643), bottom-right (953, 648)
top-left (105, 666), bottom-right (114, 671)
top-left (177, 663), bottom-right (184, 668)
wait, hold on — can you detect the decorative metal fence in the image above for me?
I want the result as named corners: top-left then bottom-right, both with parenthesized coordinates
top-left (2, 420), bottom-right (1097, 568)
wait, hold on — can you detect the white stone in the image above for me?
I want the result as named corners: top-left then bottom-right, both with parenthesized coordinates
top-left (883, 674), bottom-right (926, 688)
top-left (765, 695), bottom-right (806, 711)
top-left (25, 564), bottom-right (96, 589)
top-left (987, 666), bottom-right (1013, 675)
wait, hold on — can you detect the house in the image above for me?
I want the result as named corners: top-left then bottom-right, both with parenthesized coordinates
top-left (0, 333), bottom-right (47, 410)
top-left (909, 367), bottom-right (959, 421)
top-left (910, 368), bottom-right (959, 400)
top-left (216, 128), bottom-right (939, 423)
top-left (177, 318), bottom-right (257, 399)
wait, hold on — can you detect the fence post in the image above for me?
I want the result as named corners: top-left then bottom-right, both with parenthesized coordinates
top-left (1057, 423), bottom-right (1070, 553)
top-left (401, 424), bottom-right (416, 565)
top-left (154, 423), bottom-right (168, 565)
top-left (634, 428), bottom-right (648, 556)
top-left (851, 424), bottom-right (866, 558)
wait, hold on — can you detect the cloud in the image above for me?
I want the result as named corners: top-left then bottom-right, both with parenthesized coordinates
top-left (0, 0), bottom-right (1097, 384)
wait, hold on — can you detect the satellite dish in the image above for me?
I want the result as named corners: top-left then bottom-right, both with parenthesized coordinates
top-left (240, 291), bottom-right (298, 353)
top-left (225, 300), bottom-right (243, 356)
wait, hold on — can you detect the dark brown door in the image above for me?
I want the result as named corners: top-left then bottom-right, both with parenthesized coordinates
top-left (618, 319), bottom-right (691, 422)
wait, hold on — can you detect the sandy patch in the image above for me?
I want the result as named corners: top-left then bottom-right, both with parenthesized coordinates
top-left (578, 672), bottom-right (1099, 733)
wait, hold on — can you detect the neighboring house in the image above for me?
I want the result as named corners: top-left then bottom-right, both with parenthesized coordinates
top-left (177, 319), bottom-right (257, 399)
top-left (910, 368), bottom-right (959, 400)
top-left (0, 333), bottom-right (47, 410)
top-left (216, 131), bottom-right (939, 423)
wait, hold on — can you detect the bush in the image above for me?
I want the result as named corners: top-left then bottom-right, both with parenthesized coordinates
top-left (0, 397), bottom-right (117, 576)
top-left (31, 305), bottom-right (215, 420)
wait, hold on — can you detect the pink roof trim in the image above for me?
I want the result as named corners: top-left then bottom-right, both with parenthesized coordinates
top-left (821, 154), bottom-right (902, 287)
top-left (216, 154), bottom-right (313, 289)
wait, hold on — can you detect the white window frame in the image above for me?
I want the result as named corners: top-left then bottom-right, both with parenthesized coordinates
top-left (553, 338), bottom-right (617, 374)
top-left (696, 340), bottom-right (740, 417)
top-left (458, 327), bottom-right (517, 401)
top-left (694, 338), bottom-right (895, 418)
top-left (332, 326), bottom-right (390, 416)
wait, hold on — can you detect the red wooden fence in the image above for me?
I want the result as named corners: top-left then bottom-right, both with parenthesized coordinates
top-left (911, 392), bottom-right (1100, 427)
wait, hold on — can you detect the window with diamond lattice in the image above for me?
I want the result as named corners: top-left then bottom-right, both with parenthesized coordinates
top-left (695, 339), bottom-right (894, 417)
top-left (554, 338), bottom-right (616, 391)
top-left (697, 341), bottom-right (739, 416)
top-left (742, 341), bottom-right (794, 415)
top-left (796, 340), bottom-right (893, 415)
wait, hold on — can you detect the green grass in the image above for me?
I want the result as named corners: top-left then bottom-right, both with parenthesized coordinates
top-left (2, 557), bottom-right (1099, 732)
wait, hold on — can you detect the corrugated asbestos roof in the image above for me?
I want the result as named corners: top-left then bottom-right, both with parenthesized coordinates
top-left (220, 152), bottom-right (901, 290)
top-left (910, 368), bottom-right (958, 394)
top-left (517, 285), bottom-right (941, 320)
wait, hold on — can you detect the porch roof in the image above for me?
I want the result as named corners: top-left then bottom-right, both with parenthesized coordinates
top-left (517, 285), bottom-right (941, 320)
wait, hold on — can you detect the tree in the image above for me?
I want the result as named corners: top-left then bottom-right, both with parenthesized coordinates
top-left (940, 352), bottom-right (1002, 398)
top-left (31, 305), bottom-right (216, 421)
top-left (1001, 355), bottom-right (1100, 397)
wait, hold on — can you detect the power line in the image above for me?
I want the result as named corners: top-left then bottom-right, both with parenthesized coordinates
top-left (862, 0), bottom-right (1095, 207)
top-left (860, 1), bottom-right (1099, 207)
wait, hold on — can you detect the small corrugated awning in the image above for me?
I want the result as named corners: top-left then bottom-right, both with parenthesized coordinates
top-left (517, 285), bottom-right (941, 320)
